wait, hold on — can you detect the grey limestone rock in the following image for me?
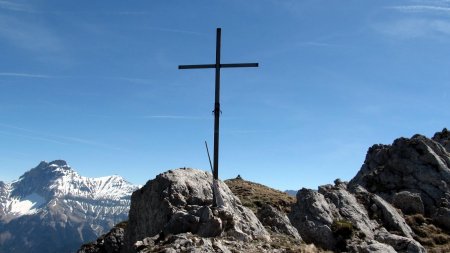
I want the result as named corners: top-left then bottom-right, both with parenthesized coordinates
top-left (289, 131), bottom-right (450, 252)
top-left (289, 188), bottom-right (336, 249)
top-left (289, 183), bottom-right (381, 250)
top-left (375, 228), bottom-right (426, 253)
top-left (257, 204), bottom-right (302, 241)
top-left (350, 134), bottom-right (450, 229)
top-left (347, 240), bottom-right (397, 253)
top-left (289, 183), bottom-right (424, 252)
top-left (392, 191), bottom-right (425, 215)
top-left (124, 168), bottom-right (270, 251)
top-left (134, 232), bottom-right (280, 253)
top-left (371, 194), bottom-right (414, 238)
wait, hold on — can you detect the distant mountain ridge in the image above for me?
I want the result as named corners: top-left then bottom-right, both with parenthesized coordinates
top-left (284, 190), bottom-right (297, 197)
top-left (0, 160), bottom-right (138, 253)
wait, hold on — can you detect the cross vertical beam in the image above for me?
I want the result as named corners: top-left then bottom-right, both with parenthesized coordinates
top-left (178, 28), bottom-right (258, 184)
top-left (213, 28), bottom-right (221, 181)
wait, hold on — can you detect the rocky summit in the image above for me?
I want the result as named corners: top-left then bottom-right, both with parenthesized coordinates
top-left (80, 168), bottom-right (280, 253)
top-left (79, 129), bottom-right (450, 253)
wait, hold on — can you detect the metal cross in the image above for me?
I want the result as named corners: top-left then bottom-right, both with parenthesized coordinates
top-left (179, 28), bottom-right (258, 182)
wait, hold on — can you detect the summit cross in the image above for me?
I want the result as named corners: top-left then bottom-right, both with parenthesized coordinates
top-left (178, 28), bottom-right (258, 182)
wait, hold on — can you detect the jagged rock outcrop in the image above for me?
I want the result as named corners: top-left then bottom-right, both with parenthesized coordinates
top-left (433, 127), bottom-right (450, 152)
top-left (290, 182), bottom-right (426, 252)
top-left (350, 131), bottom-right (450, 230)
top-left (289, 129), bottom-right (450, 252)
top-left (78, 222), bottom-right (127, 253)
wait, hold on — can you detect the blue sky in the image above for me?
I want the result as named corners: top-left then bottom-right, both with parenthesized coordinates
top-left (0, 0), bottom-right (449, 191)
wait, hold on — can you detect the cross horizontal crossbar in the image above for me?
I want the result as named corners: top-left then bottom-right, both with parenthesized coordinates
top-left (178, 63), bottom-right (258, 69)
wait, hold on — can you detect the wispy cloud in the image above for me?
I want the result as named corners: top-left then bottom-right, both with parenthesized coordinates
top-left (0, 14), bottom-right (64, 55)
top-left (0, 73), bottom-right (155, 85)
top-left (376, 1), bottom-right (450, 39)
top-left (0, 0), bottom-right (36, 13)
top-left (0, 72), bottom-right (54, 78)
top-left (0, 1), bottom-right (148, 15)
top-left (0, 123), bottom-right (122, 150)
top-left (57, 10), bottom-right (152, 16)
top-left (374, 18), bottom-right (450, 38)
top-left (389, 5), bottom-right (450, 13)
top-left (0, 130), bottom-right (66, 145)
top-left (258, 39), bottom-right (341, 59)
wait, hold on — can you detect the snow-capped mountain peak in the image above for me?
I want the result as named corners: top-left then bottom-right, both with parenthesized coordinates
top-left (0, 160), bottom-right (139, 253)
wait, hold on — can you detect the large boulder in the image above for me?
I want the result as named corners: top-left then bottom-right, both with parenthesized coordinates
top-left (124, 168), bottom-right (270, 251)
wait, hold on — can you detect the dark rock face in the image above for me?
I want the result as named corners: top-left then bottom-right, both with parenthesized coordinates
top-left (78, 222), bottom-right (126, 253)
top-left (432, 128), bottom-right (450, 152)
top-left (392, 191), bottom-right (425, 215)
top-left (124, 168), bottom-right (269, 252)
top-left (350, 134), bottom-right (450, 229)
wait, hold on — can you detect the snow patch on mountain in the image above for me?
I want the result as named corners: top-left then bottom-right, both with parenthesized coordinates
top-left (6, 193), bottom-right (45, 216)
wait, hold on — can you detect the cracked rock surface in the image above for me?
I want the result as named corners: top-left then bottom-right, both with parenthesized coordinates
top-left (290, 130), bottom-right (450, 252)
